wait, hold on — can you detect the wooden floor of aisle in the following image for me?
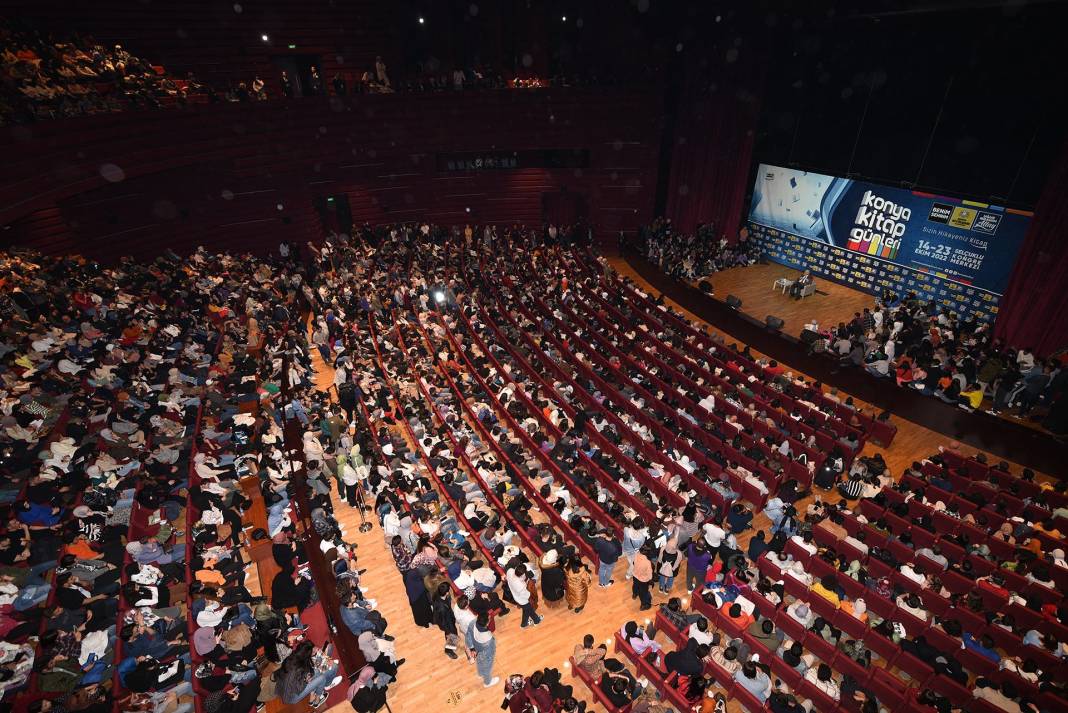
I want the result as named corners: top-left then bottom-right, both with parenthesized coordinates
top-left (315, 260), bottom-right (1051, 713)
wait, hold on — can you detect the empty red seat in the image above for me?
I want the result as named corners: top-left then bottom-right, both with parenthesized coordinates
top-left (927, 674), bottom-right (972, 707)
top-left (806, 633), bottom-right (838, 664)
top-left (863, 630), bottom-right (901, 667)
top-left (867, 668), bottom-right (908, 710)
top-left (833, 609), bottom-right (870, 640)
top-left (894, 650), bottom-right (934, 686)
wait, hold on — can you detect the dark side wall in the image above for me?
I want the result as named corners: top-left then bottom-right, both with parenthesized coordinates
top-left (0, 89), bottom-right (660, 261)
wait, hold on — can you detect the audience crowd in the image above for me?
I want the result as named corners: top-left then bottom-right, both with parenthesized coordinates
top-left (639, 218), bottom-right (762, 281)
top-left (635, 216), bottom-right (1067, 437)
top-left (1, 18), bottom-right (632, 125)
top-left (807, 296), bottom-right (1068, 435)
top-left (3, 219), bottom-right (1068, 713)
top-left (0, 245), bottom-right (404, 711)
top-left (0, 19), bottom-right (217, 124)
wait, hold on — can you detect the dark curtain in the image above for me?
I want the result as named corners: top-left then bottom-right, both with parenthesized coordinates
top-left (994, 138), bottom-right (1068, 357)
top-left (542, 189), bottom-right (586, 227)
top-left (663, 55), bottom-right (765, 241)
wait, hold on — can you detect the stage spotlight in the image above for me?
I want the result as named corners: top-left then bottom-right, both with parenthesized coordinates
top-left (261, 34), bottom-right (269, 42)
top-left (562, 15), bottom-right (567, 21)
top-left (418, 17), bottom-right (425, 24)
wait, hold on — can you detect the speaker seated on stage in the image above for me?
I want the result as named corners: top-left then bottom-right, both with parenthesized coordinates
top-left (788, 270), bottom-right (813, 299)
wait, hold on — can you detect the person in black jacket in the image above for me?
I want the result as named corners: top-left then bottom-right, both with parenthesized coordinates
top-left (664, 639), bottom-right (709, 678)
top-left (271, 566), bottom-right (313, 612)
top-left (539, 549), bottom-right (566, 608)
top-left (337, 382), bottom-right (357, 422)
top-left (431, 581), bottom-right (459, 659)
top-left (591, 529), bottom-right (621, 588)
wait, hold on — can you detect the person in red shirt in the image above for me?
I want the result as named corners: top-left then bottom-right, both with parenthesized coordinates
top-left (764, 360), bottom-right (785, 378)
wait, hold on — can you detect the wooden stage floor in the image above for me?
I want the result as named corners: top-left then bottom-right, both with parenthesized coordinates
top-left (689, 263), bottom-right (874, 337)
top-left (315, 265), bottom-right (1052, 713)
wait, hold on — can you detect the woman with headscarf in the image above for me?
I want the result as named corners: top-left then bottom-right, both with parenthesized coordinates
top-left (402, 567), bottom-right (433, 628)
top-left (357, 630), bottom-right (397, 667)
top-left (993, 522), bottom-right (1017, 545)
top-left (389, 535), bottom-right (412, 572)
top-left (539, 549), bottom-right (566, 608)
top-left (564, 557), bottom-right (592, 614)
top-left (465, 612), bottom-right (499, 688)
top-left (573, 633), bottom-right (607, 678)
top-left (347, 665), bottom-right (388, 713)
top-left (431, 581), bottom-right (460, 659)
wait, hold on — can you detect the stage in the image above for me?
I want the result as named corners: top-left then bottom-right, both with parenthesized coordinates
top-left (688, 263), bottom-right (874, 337)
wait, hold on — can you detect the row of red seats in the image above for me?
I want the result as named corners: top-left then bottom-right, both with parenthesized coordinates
top-left (365, 313), bottom-right (509, 582)
top-left (391, 315), bottom-right (544, 558)
top-left (448, 300), bottom-right (637, 536)
top-left (785, 506), bottom-right (1068, 687)
top-left (569, 279), bottom-right (829, 477)
top-left (414, 309), bottom-right (601, 564)
top-left (594, 255), bottom-right (897, 447)
top-left (936, 451), bottom-right (1066, 508)
top-left (578, 273), bottom-right (863, 466)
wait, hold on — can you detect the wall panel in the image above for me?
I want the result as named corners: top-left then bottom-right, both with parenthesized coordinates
top-left (1, 90), bottom-right (660, 260)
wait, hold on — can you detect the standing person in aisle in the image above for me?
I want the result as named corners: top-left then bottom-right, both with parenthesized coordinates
top-left (631, 544), bottom-right (654, 610)
top-left (465, 613), bottom-right (499, 688)
top-left (592, 529), bottom-right (622, 588)
top-left (506, 560), bottom-right (542, 628)
top-left (622, 517), bottom-right (648, 580)
top-left (431, 581), bottom-right (460, 659)
top-left (564, 557), bottom-right (592, 614)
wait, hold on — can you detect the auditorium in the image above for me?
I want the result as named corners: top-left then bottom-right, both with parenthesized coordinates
top-left (2, 1), bottom-right (1067, 712)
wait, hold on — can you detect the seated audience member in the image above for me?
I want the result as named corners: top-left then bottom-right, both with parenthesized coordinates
top-left (733, 660), bottom-right (772, 703)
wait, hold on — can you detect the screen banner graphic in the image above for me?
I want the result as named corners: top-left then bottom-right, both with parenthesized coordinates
top-left (746, 163), bottom-right (1033, 323)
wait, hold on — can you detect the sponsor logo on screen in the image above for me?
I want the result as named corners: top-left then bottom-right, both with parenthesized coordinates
top-left (948, 206), bottom-right (977, 230)
top-left (927, 202), bottom-right (953, 224)
top-left (847, 190), bottom-right (909, 260)
top-left (972, 211), bottom-right (1002, 235)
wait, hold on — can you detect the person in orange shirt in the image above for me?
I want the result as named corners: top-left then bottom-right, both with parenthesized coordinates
top-left (719, 601), bottom-right (755, 630)
top-left (196, 566), bottom-right (226, 586)
top-left (65, 533), bottom-right (102, 560)
top-left (1022, 537), bottom-right (1043, 556)
top-left (1035, 519), bottom-right (1064, 539)
top-left (839, 597), bottom-right (868, 623)
top-left (120, 321), bottom-right (144, 345)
